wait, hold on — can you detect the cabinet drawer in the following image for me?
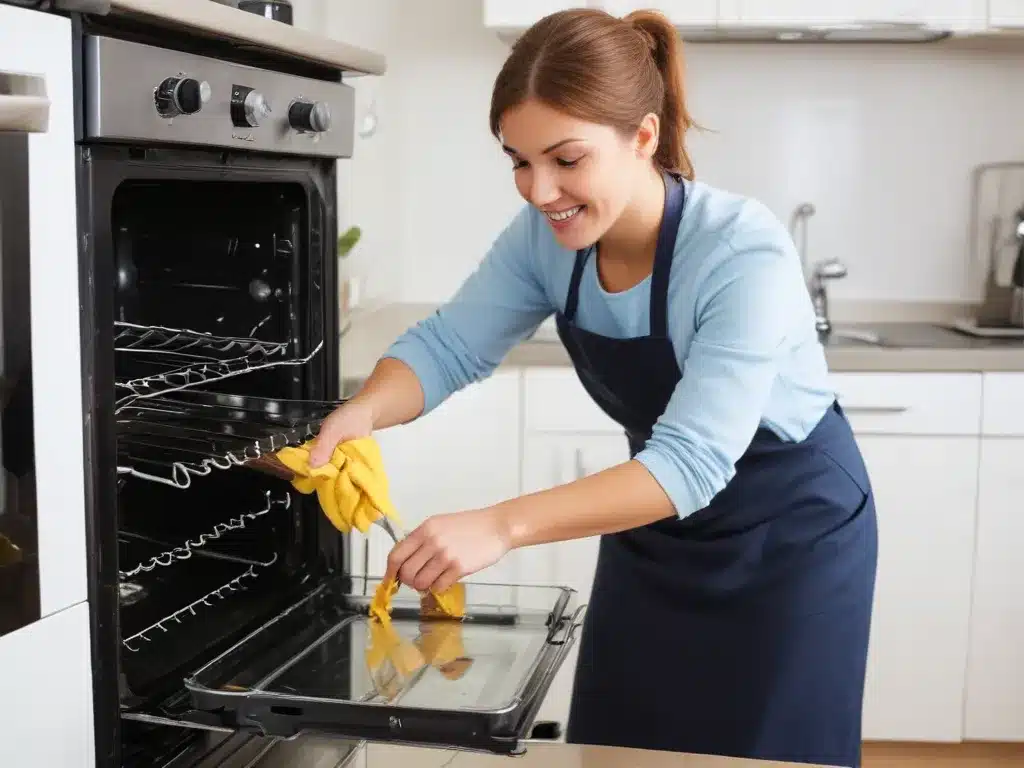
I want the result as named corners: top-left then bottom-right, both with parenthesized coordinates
top-left (981, 373), bottom-right (1024, 436)
top-left (829, 373), bottom-right (982, 436)
top-left (523, 368), bottom-right (622, 434)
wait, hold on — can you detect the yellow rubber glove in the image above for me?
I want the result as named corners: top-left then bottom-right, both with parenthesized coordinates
top-left (275, 437), bottom-right (401, 534)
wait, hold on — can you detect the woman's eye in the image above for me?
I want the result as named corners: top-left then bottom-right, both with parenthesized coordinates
top-left (512, 160), bottom-right (528, 170)
top-left (556, 157), bottom-right (580, 168)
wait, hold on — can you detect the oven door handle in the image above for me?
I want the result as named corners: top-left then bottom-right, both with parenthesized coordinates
top-left (0, 72), bottom-right (49, 133)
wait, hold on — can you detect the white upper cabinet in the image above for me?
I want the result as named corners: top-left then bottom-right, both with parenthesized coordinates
top-left (990, 0), bottom-right (1024, 28)
top-left (596, 0), bottom-right (718, 26)
top-left (482, 0), bottom-right (590, 33)
top-left (719, 0), bottom-right (987, 31)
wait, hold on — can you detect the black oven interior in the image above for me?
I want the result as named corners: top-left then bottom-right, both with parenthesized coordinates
top-left (81, 146), bottom-right (346, 767)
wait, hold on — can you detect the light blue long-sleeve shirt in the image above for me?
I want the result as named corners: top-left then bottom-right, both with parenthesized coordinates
top-left (383, 179), bottom-right (837, 520)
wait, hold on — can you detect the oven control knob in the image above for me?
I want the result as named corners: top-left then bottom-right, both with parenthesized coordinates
top-left (231, 85), bottom-right (271, 128)
top-left (155, 76), bottom-right (211, 118)
top-left (288, 100), bottom-right (331, 133)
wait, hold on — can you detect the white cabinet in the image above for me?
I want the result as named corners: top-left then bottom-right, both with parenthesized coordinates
top-left (990, 0), bottom-right (1024, 28)
top-left (482, 0), bottom-right (590, 33)
top-left (352, 371), bottom-right (523, 583)
top-left (518, 431), bottom-right (630, 736)
top-left (596, 0), bottom-right (718, 26)
top-left (964, 374), bottom-right (1024, 741)
top-left (719, 0), bottom-right (986, 30)
top-left (855, 434), bottom-right (979, 742)
top-left (832, 372), bottom-right (982, 742)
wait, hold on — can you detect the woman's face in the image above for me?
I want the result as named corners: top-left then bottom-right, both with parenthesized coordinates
top-left (498, 98), bottom-right (658, 251)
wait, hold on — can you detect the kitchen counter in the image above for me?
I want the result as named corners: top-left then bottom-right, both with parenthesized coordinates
top-left (106, 0), bottom-right (386, 75)
top-left (338, 302), bottom-right (1024, 391)
top-left (358, 742), bottom-right (841, 768)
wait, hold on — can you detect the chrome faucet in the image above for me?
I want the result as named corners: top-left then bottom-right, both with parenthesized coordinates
top-left (809, 258), bottom-right (847, 335)
top-left (788, 202), bottom-right (846, 335)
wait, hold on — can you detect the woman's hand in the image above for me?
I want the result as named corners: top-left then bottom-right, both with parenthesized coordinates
top-left (308, 399), bottom-right (376, 467)
top-left (385, 508), bottom-right (513, 593)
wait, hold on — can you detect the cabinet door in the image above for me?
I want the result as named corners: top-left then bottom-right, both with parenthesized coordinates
top-left (724, 0), bottom-right (983, 27)
top-left (856, 434), bottom-right (979, 742)
top-left (483, 0), bottom-right (590, 30)
top-left (964, 438), bottom-right (1024, 741)
top-left (990, 0), bottom-right (1024, 27)
top-left (0, 1), bottom-right (86, 627)
top-left (597, 0), bottom-right (718, 25)
top-left (517, 433), bottom-right (631, 736)
top-left (351, 371), bottom-right (523, 583)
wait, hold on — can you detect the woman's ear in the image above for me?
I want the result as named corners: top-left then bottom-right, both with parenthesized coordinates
top-left (635, 112), bottom-right (660, 161)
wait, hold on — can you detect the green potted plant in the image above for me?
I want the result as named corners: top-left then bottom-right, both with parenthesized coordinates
top-left (337, 225), bottom-right (362, 317)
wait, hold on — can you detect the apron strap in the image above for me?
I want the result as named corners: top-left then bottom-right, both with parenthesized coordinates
top-left (564, 245), bottom-right (591, 323)
top-left (649, 172), bottom-right (686, 338)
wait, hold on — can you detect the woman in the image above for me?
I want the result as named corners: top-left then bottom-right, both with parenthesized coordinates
top-left (310, 7), bottom-right (877, 766)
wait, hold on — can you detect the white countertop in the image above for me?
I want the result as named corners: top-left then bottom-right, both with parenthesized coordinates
top-left (107, 0), bottom-right (386, 75)
top-left (337, 302), bottom-right (1024, 390)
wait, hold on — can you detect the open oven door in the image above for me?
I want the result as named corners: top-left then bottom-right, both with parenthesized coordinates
top-left (176, 575), bottom-right (586, 756)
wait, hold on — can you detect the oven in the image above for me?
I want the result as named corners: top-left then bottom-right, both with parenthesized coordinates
top-left (3, 4), bottom-right (585, 766)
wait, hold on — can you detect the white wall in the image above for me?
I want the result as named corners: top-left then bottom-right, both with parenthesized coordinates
top-left (325, 0), bottom-right (1024, 307)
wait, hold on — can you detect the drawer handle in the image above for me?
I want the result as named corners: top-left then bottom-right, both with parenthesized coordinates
top-left (842, 405), bottom-right (909, 414)
top-left (574, 448), bottom-right (585, 479)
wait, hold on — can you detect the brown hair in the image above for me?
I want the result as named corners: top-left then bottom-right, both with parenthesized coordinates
top-left (489, 8), bottom-right (696, 180)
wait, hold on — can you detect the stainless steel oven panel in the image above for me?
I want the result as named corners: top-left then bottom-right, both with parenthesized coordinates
top-left (84, 34), bottom-right (355, 158)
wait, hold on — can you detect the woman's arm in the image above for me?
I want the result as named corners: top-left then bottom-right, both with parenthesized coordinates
top-left (387, 220), bottom-right (824, 591)
top-left (500, 234), bottom-right (810, 546)
top-left (310, 206), bottom-right (553, 466)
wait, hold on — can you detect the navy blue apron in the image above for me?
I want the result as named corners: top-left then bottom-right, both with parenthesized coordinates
top-left (560, 173), bottom-right (878, 768)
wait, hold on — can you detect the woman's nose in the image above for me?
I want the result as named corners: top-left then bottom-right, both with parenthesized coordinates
top-left (527, 170), bottom-right (560, 207)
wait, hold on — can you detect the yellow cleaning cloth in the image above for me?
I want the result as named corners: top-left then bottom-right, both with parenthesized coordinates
top-left (275, 437), bottom-right (464, 624)
top-left (275, 437), bottom-right (401, 534)
top-left (369, 577), bottom-right (466, 625)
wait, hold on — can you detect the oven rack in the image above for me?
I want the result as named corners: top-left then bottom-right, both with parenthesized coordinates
top-left (113, 321), bottom-right (323, 412)
top-left (115, 390), bottom-right (343, 489)
top-left (119, 491), bottom-right (291, 580)
top-left (121, 554), bottom-right (279, 653)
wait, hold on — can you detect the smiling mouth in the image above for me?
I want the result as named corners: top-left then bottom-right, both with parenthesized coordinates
top-left (544, 205), bottom-right (584, 222)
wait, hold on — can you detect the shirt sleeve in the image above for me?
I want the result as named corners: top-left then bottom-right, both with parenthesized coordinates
top-left (633, 218), bottom-right (809, 519)
top-left (383, 206), bottom-right (554, 414)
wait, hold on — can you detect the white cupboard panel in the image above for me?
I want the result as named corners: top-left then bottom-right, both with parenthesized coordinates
top-left (857, 434), bottom-right (979, 742)
top-left (964, 439), bottom-right (1024, 741)
top-left (981, 372), bottom-right (1024, 436)
top-left (0, 602), bottom-right (95, 767)
top-left (517, 433), bottom-right (630, 738)
top-left (352, 372), bottom-right (523, 584)
top-left (830, 372), bottom-right (982, 436)
top-left (990, 0), bottom-right (1024, 28)
top-left (597, 0), bottom-right (718, 25)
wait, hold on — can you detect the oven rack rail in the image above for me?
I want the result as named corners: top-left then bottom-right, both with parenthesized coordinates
top-left (121, 553), bottom-right (279, 653)
top-left (119, 491), bottom-right (291, 580)
top-left (115, 391), bottom-right (344, 489)
top-left (113, 321), bottom-right (323, 412)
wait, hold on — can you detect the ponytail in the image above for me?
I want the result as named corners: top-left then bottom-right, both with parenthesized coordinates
top-left (625, 10), bottom-right (696, 179)
top-left (489, 8), bottom-right (698, 180)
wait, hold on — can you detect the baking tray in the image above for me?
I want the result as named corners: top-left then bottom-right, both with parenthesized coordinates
top-left (183, 576), bottom-right (585, 754)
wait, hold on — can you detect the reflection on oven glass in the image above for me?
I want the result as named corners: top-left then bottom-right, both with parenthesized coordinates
top-left (0, 132), bottom-right (41, 638)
